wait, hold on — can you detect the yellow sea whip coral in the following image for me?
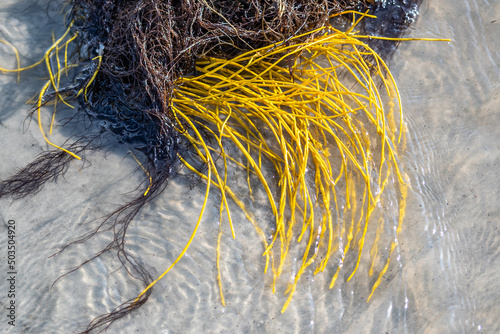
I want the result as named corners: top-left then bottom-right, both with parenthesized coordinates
top-left (1, 21), bottom-right (82, 159)
top-left (134, 15), bottom-right (420, 310)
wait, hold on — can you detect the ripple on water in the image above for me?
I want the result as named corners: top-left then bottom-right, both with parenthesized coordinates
top-left (1, 0), bottom-right (500, 333)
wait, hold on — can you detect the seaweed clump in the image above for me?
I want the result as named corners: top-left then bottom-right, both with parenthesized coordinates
top-left (0, 0), bottom-right (428, 333)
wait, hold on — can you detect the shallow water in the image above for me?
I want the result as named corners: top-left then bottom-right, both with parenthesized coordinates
top-left (1, 0), bottom-right (499, 333)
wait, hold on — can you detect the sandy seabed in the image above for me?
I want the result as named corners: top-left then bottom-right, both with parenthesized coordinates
top-left (0, 0), bottom-right (499, 333)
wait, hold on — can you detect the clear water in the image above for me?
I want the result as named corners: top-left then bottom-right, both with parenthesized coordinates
top-left (0, 0), bottom-right (499, 333)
